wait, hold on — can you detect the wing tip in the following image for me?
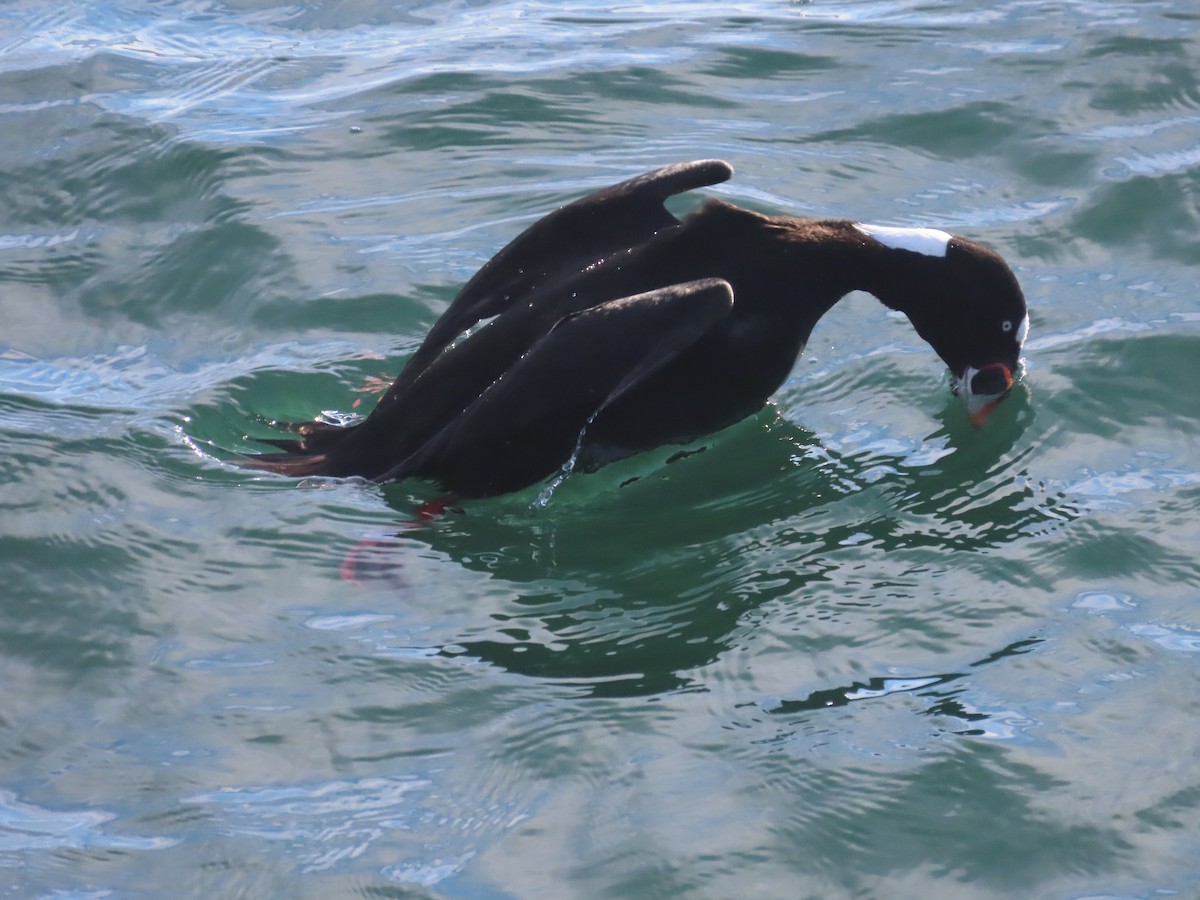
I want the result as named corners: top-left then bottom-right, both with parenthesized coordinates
top-left (636, 159), bottom-right (734, 198)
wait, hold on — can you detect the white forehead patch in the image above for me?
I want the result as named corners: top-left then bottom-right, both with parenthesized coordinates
top-left (1015, 313), bottom-right (1029, 346)
top-left (854, 223), bottom-right (952, 257)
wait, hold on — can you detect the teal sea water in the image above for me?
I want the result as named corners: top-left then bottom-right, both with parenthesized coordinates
top-left (2, 1), bottom-right (1199, 896)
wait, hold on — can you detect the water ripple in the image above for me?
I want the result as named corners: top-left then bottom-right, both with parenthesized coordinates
top-left (2, 0), bottom-right (1200, 895)
top-left (0, 789), bottom-right (176, 853)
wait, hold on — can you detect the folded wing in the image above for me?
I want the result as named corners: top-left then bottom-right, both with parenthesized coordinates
top-left (263, 160), bottom-right (733, 452)
top-left (384, 278), bottom-right (735, 496)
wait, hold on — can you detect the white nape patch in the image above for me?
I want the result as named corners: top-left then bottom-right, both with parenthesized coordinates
top-left (854, 223), bottom-right (952, 257)
top-left (1015, 313), bottom-right (1030, 346)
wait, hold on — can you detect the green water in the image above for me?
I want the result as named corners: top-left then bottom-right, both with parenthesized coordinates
top-left (2, 2), bottom-right (1199, 897)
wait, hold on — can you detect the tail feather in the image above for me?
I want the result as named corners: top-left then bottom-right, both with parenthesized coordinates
top-left (265, 417), bottom-right (359, 453)
top-left (239, 450), bottom-right (335, 478)
top-left (256, 436), bottom-right (308, 452)
top-left (240, 418), bottom-right (389, 480)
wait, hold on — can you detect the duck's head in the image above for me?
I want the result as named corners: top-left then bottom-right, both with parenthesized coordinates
top-left (854, 224), bottom-right (1029, 427)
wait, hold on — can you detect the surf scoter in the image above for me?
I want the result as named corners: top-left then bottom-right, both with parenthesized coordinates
top-left (244, 160), bottom-right (1029, 497)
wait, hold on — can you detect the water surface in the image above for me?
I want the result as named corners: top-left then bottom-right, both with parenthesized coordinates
top-left (2, 1), bottom-right (1199, 896)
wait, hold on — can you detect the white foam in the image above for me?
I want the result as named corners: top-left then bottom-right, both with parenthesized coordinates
top-left (854, 223), bottom-right (952, 257)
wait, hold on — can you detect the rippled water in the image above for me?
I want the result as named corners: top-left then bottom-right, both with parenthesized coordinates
top-left (2, 1), bottom-right (1199, 896)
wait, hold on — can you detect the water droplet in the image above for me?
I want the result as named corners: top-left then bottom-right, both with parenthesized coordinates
top-left (533, 412), bottom-right (597, 508)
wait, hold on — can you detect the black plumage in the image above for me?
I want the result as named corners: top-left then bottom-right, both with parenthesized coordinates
top-left (244, 161), bottom-right (1027, 497)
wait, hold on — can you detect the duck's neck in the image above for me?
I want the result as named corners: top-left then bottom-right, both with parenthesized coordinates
top-left (767, 216), bottom-right (950, 329)
top-left (846, 222), bottom-right (952, 316)
top-left (687, 202), bottom-right (948, 332)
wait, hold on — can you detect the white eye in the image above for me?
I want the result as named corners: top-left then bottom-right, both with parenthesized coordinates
top-left (1001, 320), bottom-right (1013, 332)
